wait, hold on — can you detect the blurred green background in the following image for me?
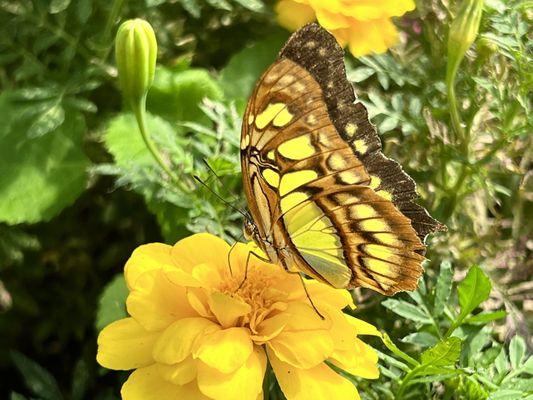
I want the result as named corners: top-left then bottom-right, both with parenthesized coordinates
top-left (0, 0), bottom-right (530, 399)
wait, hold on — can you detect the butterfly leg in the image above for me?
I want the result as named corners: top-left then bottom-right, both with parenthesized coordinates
top-left (296, 272), bottom-right (325, 320)
top-left (227, 241), bottom-right (238, 276)
top-left (237, 250), bottom-right (270, 290)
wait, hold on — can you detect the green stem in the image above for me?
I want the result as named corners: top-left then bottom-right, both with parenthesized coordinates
top-left (446, 62), bottom-right (467, 153)
top-left (101, 0), bottom-right (126, 59)
top-left (380, 332), bottom-right (420, 368)
top-left (132, 99), bottom-right (185, 190)
top-left (396, 365), bottom-right (424, 400)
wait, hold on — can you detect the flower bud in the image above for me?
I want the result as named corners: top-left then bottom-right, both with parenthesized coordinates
top-left (115, 19), bottom-right (157, 108)
top-left (447, 0), bottom-right (484, 76)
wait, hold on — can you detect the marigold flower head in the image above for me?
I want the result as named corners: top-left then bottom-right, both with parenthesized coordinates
top-left (275, 0), bottom-right (416, 56)
top-left (97, 233), bottom-right (380, 400)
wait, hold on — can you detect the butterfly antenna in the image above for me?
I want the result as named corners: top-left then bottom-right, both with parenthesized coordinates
top-left (202, 159), bottom-right (244, 205)
top-left (193, 175), bottom-right (249, 219)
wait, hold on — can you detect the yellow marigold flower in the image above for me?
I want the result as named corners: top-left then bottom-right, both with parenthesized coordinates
top-left (97, 233), bottom-right (380, 400)
top-left (275, 0), bottom-right (415, 56)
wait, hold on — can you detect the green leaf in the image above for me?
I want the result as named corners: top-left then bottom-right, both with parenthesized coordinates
top-left (206, 0), bottom-right (232, 10)
top-left (401, 332), bottom-right (439, 347)
top-left (509, 335), bottom-right (526, 369)
top-left (421, 337), bottom-right (462, 367)
top-left (178, 0), bottom-right (201, 17)
top-left (347, 66), bottom-right (375, 82)
top-left (495, 347), bottom-right (508, 375)
top-left (219, 32), bottom-right (288, 106)
top-left (11, 351), bottom-right (63, 400)
top-left (10, 393), bottom-right (28, 400)
top-left (148, 67), bottom-right (223, 125)
top-left (489, 390), bottom-right (525, 400)
top-left (231, 0), bottom-right (264, 11)
top-left (71, 359), bottom-right (89, 400)
top-left (49, 0), bottom-right (71, 13)
top-left (381, 299), bottom-right (432, 324)
top-left (434, 261), bottom-right (453, 316)
top-left (0, 94), bottom-right (89, 224)
top-left (95, 274), bottom-right (128, 331)
top-left (457, 265), bottom-right (492, 321)
top-left (27, 101), bottom-right (65, 138)
top-left (464, 310), bottom-right (506, 325)
top-left (104, 113), bottom-right (176, 168)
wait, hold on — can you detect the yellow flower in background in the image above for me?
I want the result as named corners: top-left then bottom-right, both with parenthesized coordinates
top-left (97, 233), bottom-right (380, 400)
top-left (275, 0), bottom-right (416, 56)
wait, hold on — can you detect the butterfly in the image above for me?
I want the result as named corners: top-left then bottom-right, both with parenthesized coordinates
top-left (240, 23), bottom-right (445, 295)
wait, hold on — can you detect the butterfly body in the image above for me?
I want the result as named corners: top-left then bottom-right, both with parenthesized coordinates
top-left (241, 24), bottom-right (445, 295)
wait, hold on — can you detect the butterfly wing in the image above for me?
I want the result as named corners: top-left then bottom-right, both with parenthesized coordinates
top-left (240, 23), bottom-right (444, 295)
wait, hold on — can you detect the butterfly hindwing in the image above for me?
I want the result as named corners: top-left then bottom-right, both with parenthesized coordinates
top-left (241, 23), bottom-right (444, 295)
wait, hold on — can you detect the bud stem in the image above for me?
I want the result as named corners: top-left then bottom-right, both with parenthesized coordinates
top-left (132, 99), bottom-right (183, 188)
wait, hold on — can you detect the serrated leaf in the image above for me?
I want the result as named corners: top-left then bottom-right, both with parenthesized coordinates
top-left (401, 332), bottom-right (439, 347)
top-left (509, 335), bottom-right (526, 369)
top-left (464, 310), bottom-right (506, 325)
top-left (348, 66), bottom-right (375, 82)
top-left (27, 102), bottom-right (65, 138)
top-left (382, 299), bottom-right (432, 324)
top-left (231, 0), bottom-right (264, 11)
top-left (457, 265), bottom-right (492, 322)
top-left (104, 113), bottom-right (176, 168)
top-left (421, 337), bottom-right (462, 367)
top-left (434, 261), bottom-right (453, 316)
top-left (49, 0), bottom-right (71, 13)
top-left (495, 347), bottom-right (508, 375)
top-left (0, 94), bottom-right (89, 224)
top-left (11, 351), bottom-right (63, 400)
top-left (489, 390), bottom-right (525, 400)
top-left (95, 275), bottom-right (128, 331)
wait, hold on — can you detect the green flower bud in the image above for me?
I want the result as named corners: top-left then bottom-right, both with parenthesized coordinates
top-left (447, 0), bottom-right (484, 78)
top-left (115, 19), bottom-right (157, 108)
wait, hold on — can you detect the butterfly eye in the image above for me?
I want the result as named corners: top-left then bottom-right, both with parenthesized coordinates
top-left (243, 220), bottom-right (254, 241)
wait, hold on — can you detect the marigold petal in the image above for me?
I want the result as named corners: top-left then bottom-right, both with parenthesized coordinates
top-left (251, 312), bottom-right (289, 343)
top-left (275, 0), bottom-right (316, 31)
top-left (124, 243), bottom-right (173, 289)
top-left (152, 317), bottom-right (220, 365)
top-left (171, 233), bottom-right (230, 274)
top-left (345, 314), bottom-right (382, 336)
top-left (315, 8), bottom-right (351, 29)
top-left (126, 269), bottom-right (197, 332)
top-left (121, 365), bottom-right (209, 400)
top-left (194, 327), bottom-right (253, 373)
top-left (187, 288), bottom-right (214, 318)
top-left (268, 347), bottom-right (360, 400)
top-left (286, 279), bottom-right (355, 310)
top-left (347, 18), bottom-right (399, 57)
top-left (97, 318), bottom-right (158, 370)
top-left (329, 338), bottom-right (379, 379)
top-left (208, 291), bottom-right (251, 328)
top-left (268, 329), bottom-right (334, 369)
top-left (192, 262), bottom-right (222, 288)
top-left (156, 356), bottom-right (197, 385)
top-left (197, 345), bottom-right (266, 400)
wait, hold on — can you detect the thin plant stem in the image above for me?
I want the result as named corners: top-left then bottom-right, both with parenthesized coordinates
top-left (132, 99), bottom-right (187, 192)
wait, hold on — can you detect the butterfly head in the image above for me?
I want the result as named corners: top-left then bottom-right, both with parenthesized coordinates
top-left (243, 218), bottom-right (257, 241)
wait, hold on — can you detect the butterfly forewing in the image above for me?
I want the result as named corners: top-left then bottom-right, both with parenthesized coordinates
top-left (241, 23), bottom-right (444, 295)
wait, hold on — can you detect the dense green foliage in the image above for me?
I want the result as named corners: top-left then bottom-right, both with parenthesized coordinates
top-left (0, 0), bottom-right (531, 399)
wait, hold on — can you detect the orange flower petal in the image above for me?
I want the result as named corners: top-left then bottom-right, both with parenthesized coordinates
top-left (171, 233), bottom-right (230, 274)
top-left (197, 345), bottom-right (266, 400)
top-left (194, 327), bottom-right (253, 373)
top-left (275, 0), bottom-right (316, 31)
top-left (156, 356), bottom-right (197, 385)
top-left (329, 338), bottom-right (379, 379)
top-left (347, 18), bottom-right (399, 57)
top-left (208, 291), bottom-right (251, 328)
top-left (152, 317), bottom-right (220, 365)
top-left (97, 318), bottom-right (158, 370)
top-left (121, 364), bottom-right (209, 400)
top-left (126, 269), bottom-right (197, 332)
top-left (268, 347), bottom-right (361, 400)
top-left (124, 243), bottom-right (173, 289)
